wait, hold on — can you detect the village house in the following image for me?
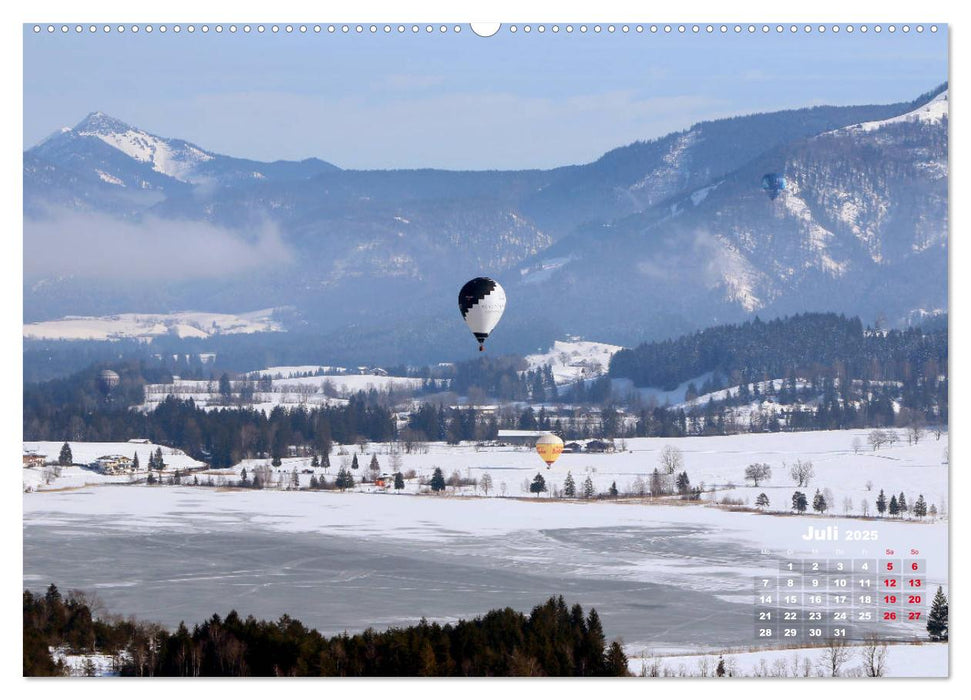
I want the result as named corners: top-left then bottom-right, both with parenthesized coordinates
top-left (90, 455), bottom-right (134, 475)
top-left (22, 452), bottom-right (46, 468)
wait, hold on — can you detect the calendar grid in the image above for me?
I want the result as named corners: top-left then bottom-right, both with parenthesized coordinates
top-left (755, 557), bottom-right (926, 642)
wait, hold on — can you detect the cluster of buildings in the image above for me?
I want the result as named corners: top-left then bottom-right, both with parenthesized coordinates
top-left (495, 430), bottom-right (615, 453)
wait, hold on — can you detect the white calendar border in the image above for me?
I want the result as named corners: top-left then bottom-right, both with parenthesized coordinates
top-left (5, 0), bottom-right (959, 695)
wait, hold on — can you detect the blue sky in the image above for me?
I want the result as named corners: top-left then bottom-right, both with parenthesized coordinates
top-left (23, 24), bottom-right (947, 170)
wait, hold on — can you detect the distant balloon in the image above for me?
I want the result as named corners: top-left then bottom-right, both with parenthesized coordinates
top-left (761, 173), bottom-right (787, 200)
top-left (98, 369), bottom-right (120, 394)
top-left (535, 433), bottom-right (564, 470)
top-left (458, 277), bottom-right (506, 352)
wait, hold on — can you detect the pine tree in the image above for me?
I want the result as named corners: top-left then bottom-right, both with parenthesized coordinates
top-left (812, 489), bottom-right (827, 514)
top-left (604, 641), bottom-right (629, 676)
top-left (927, 586), bottom-right (948, 641)
top-left (369, 454), bottom-right (380, 472)
top-left (290, 468), bottom-right (300, 490)
top-left (240, 468), bottom-right (249, 487)
top-left (311, 454), bottom-right (319, 468)
top-left (913, 494), bottom-right (928, 519)
top-left (394, 472), bottom-right (405, 491)
top-left (792, 491), bottom-right (808, 513)
top-left (530, 473), bottom-right (547, 496)
top-left (146, 471), bottom-right (156, 485)
top-left (351, 454), bottom-right (359, 470)
top-left (336, 467), bottom-right (354, 491)
top-left (608, 481), bottom-right (618, 498)
top-left (581, 609), bottom-right (606, 675)
top-left (430, 467), bottom-right (446, 492)
top-left (563, 471), bottom-right (576, 498)
top-left (876, 489), bottom-right (887, 516)
top-left (675, 471), bottom-right (690, 494)
top-left (154, 447), bottom-right (165, 472)
top-left (716, 656), bottom-right (726, 677)
top-left (756, 492), bottom-right (770, 509)
top-left (58, 442), bottom-right (72, 466)
top-left (582, 476), bottom-right (595, 499)
top-left (888, 495), bottom-right (900, 517)
top-left (322, 451), bottom-right (330, 469)
top-left (897, 492), bottom-right (908, 514)
top-left (132, 452), bottom-right (140, 471)
top-left (929, 503), bottom-right (938, 519)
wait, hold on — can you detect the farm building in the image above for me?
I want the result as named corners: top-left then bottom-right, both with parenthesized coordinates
top-left (584, 439), bottom-right (615, 453)
top-left (496, 429), bottom-right (548, 446)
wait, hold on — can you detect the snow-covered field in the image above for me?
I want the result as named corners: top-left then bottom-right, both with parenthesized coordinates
top-left (23, 428), bottom-right (949, 673)
top-left (237, 429), bottom-right (946, 523)
top-left (140, 373), bottom-right (424, 412)
top-left (629, 641), bottom-right (947, 677)
top-left (22, 441), bottom-right (204, 491)
top-left (524, 339), bottom-right (625, 385)
top-left (23, 308), bottom-right (282, 341)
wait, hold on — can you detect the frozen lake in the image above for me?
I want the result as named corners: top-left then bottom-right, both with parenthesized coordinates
top-left (24, 519), bottom-right (755, 649)
top-left (24, 486), bottom-right (941, 652)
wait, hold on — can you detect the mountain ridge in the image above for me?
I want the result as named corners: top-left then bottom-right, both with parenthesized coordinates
top-left (23, 85), bottom-right (948, 364)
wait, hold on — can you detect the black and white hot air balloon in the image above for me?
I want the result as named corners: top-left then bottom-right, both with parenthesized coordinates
top-left (458, 277), bottom-right (506, 352)
top-left (98, 369), bottom-right (120, 397)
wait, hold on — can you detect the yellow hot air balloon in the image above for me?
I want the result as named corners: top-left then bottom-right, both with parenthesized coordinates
top-left (535, 433), bottom-right (564, 469)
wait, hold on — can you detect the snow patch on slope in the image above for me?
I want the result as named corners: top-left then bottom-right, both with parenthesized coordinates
top-left (783, 188), bottom-right (849, 274)
top-left (524, 339), bottom-right (625, 385)
top-left (77, 121), bottom-right (214, 182)
top-left (24, 309), bottom-right (283, 341)
top-left (844, 90), bottom-right (948, 133)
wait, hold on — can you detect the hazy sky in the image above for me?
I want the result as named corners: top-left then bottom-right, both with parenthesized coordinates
top-left (23, 24), bottom-right (947, 170)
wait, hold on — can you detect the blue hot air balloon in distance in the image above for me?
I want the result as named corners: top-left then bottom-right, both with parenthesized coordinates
top-left (761, 173), bottom-right (787, 200)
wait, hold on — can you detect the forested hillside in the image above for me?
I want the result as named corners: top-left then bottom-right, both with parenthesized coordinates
top-left (25, 586), bottom-right (628, 677)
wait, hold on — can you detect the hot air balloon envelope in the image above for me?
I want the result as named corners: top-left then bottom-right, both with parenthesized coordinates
top-left (761, 173), bottom-right (787, 200)
top-left (535, 433), bottom-right (564, 469)
top-left (458, 277), bottom-right (506, 351)
top-left (98, 369), bottom-right (120, 392)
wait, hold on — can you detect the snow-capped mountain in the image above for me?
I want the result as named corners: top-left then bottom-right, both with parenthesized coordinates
top-left (24, 112), bottom-right (339, 215)
top-left (23, 85), bottom-right (948, 363)
top-left (504, 86), bottom-right (948, 346)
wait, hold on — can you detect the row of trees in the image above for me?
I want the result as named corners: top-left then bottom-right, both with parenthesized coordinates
top-left (26, 395), bottom-right (395, 468)
top-left (784, 488), bottom-right (936, 520)
top-left (24, 587), bottom-right (628, 677)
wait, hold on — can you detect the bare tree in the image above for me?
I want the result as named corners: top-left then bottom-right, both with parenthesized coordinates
top-left (744, 463), bottom-right (772, 486)
top-left (851, 437), bottom-right (863, 455)
top-left (659, 445), bottom-right (684, 475)
top-left (868, 429), bottom-right (887, 451)
top-left (860, 634), bottom-right (888, 677)
top-left (842, 496), bottom-right (854, 515)
top-left (818, 637), bottom-right (852, 677)
top-left (909, 422), bottom-right (925, 445)
top-left (480, 472), bottom-right (493, 496)
top-left (788, 459), bottom-right (815, 487)
top-left (885, 430), bottom-right (900, 447)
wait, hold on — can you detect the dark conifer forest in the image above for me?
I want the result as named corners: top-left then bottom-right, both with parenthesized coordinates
top-left (24, 586), bottom-right (628, 677)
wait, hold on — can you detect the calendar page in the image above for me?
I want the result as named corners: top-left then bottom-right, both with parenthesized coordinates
top-left (22, 13), bottom-right (948, 681)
